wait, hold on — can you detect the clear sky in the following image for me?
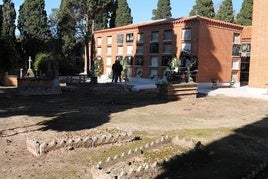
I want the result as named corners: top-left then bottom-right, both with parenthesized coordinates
top-left (13, 0), bottom-right (243, 24)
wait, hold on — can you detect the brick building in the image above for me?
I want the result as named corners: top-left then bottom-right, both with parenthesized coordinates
top-left (248, 0), bottom-right (268, 88)
top-left (89, 16), bottom-right (245, 86)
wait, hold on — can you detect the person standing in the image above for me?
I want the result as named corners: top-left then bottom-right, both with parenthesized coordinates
top-left (112, 60), bottom-right (123, 83)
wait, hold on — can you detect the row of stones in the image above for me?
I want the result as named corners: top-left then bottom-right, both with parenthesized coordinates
top-left (95, 136), bottom-right (201, 179)
top-left (242, 161), bottom-right (267, 179)
top-left (26, 132), bottom-right (133, 156)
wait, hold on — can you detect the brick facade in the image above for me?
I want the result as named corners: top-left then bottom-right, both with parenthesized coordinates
top-left (90, 16), bottom-right (243, 85)
top-left (248, 0), bottom-right (268, 88)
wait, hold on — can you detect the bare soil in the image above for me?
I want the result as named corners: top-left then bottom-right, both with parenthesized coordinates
top-left (0, 88), bottom-right (268, 178)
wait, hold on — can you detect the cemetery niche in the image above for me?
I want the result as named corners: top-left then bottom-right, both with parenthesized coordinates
top-left (157, 51), bottom-right (198, 99)
top-left (18, 56), bottom-right (61, 95)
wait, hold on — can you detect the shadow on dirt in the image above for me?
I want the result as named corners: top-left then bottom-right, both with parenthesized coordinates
top-left (0, 85), bottom-right (172, 132)
top-left (156, 117), bottom-right (268, 178)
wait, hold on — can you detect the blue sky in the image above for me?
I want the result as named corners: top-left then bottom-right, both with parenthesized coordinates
top-left (13, 0), bottom-right (243, 24)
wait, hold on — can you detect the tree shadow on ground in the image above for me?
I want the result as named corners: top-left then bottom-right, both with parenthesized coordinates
top-left (0, 85), bottom-right (172, 132)
top-left (156, 117), bottom-right (268, 178)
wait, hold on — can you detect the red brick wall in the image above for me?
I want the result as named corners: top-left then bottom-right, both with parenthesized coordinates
top-left (249, 0), bottom-right (268, 88)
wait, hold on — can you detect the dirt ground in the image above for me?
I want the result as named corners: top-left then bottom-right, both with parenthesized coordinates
top-left (0, 88), bottom-right (268, 178)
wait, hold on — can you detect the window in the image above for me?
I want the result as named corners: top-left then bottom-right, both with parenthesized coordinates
top-left (150, 56), bottom-right (158, 67)
top-left (117, 46), bottom-right (123, 55)
top-left (150, 43), bottom-right (159, 53)
top-left (181, 43), bottom-right (191, 52)
top-left (135, 56), bottom-right (143, 65)
top-left (164, 30), bottom-right (173, 41)
top-left (232, 45), bottom-right (240, 56)
top-left (182, 28), bottom-right (191, 41)
top-left (117, 34), bottom-right (124, 44)
top-left (116, 56), bottom-right (123, 62)
top-left (232, 60), bottom-right (240, 70)
top-left (97, 47), bottom-right (102, 55)
top-left (233, 33), bottom-right (240, 44)
top-left (125, 56), bottom-right (133, 65)
top-left (164, 43), bottom-right (172, 54)
top-left (106, 57), bottom-right (112, 66)
top-left (137, 33), bottom-right (144, 42)
top-left (97, 37), bottom-right (102, 46)
top-left (136, 45), bottom-right (144, 54)
top-left (151, 31), bottom-right (159, 42)
top-left (126, 33), bottom-right (134, 42)
top-left (162, 56), bottom-right (172, 66)
top-left (107, 47), bottom-right (112, 55)
top-left (241, 44), bottom-right (251, 52)
top-left (127, 45), bottom-right (133, 55)
top-left (150, 69), bottom-right (158, 77)
top-left (107, 36), bottom-right (112, 45)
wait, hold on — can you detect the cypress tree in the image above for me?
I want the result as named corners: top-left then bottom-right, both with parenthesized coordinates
top-left (152, 0), bottom-right (172, 20)
top-left (18, 0), bottom-right (51, 58)
top-left (115, 0), bottom-right (132, 27)
top-left (189, 0), bottom-right (215, 18)
top-left (57, 0), bottom-right (77, 58)
top-left (109, 0), bottom-right (117, 28)
top-left (1, 0), bottom-right (16, 40)
top-left (0, 0), bottom-right (17, 73)
top-left (236, 0), bottom-right (253, 26)
top-left (215, 0), bottom-right (234, 23)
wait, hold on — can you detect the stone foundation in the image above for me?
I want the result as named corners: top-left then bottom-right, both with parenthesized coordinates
top-left (18, 78), bottom-right (61, 95)
top-left (157, 83), bottom-right (198, 100)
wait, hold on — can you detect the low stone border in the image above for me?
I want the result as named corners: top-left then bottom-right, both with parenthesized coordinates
top-left (241, 161), bottom-right (267, 179)
top-left (91, 136), bottom-right (202, 179)
top-left (26, 131), bottom-right (134, 156)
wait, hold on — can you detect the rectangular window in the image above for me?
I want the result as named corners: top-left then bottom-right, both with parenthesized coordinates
top-left (150, 56), bottom-right (158, 67)
top-left (162, 56), bottom-right (172, 66)
top-left (151, 31), bottom-right (159, 42)
top-left (150, 43), bottom-right (159, 53)
top-left (182, 28), bottom-right (191, 41)
top-left (126, 33), bottom-right (134, 42)
top-left (181, 43), bottom-right (191, 52)
top-left (107, 47), bottom-right (112, 55)
top-left (106, 57), bottom-right (112, 66)
top-left (117, 46), bottom-right (123, 55)
top-left (97, 47), bottom-right (102, 55)
top-left (164, 30), bottom-right (173, 41)
top-left (232, 60), bottom-right (240, 70)
top-left (233, 33), bottom-right (240, 44)
top-left (232, 45), bottom-right (240, 56)
top-left (164, 43), bottom-right (172, 54)
top-left (125, 56), bottom-right (133, 65)
top-left (127, 45), bottom-right (133, 55)
top-left (150, 69), bottom-right (158, 77)
top-left (107, 36), bottom-right (112, 45)
top-left (117, 34), bottom-right (124, 44)
top-left (97, 37), bottom-right (102, 46)
top-left (135, 56), bottom-right (143, 65)
top-left (136, 45), bottom-right (144, 54)
top-left (137, 33), bottom-right (144, 42)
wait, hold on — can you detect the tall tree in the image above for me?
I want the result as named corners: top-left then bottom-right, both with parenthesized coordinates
top-left (57, 0), bottom-right (77, 58)
top-left (109, 0), bottom-right (117, 28)
top-left (152, 0), bottom-right (172, 20)
top-left (189, 0), bottom-right (215, 18)
top-left (0, 0), bottom-right (17, 73)
top-left (215, 0), bottom-right (234, 23)
top-left (1, 0), bottom-right (16, 40)
top-left (236, 0), bottom-right (253, 25)
top-left (115, 0), bottom-right (132, 27)
top-left (18, 0), bottom-right (51, 58)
